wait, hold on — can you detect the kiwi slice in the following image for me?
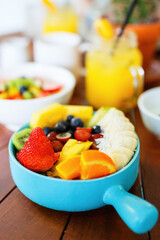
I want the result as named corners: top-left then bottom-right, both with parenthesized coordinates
top-left (7, 78), bottom-right (34, 89)
top-left (12, 128), bottom-right (32, 151)
top-left (22, 91), bottom-right (33, 99)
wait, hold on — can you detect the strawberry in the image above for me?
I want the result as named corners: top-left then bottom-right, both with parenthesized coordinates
top-left (17, 127), bottom-right (57, 172)
top-left (43, 81), bottom-right (62, 93)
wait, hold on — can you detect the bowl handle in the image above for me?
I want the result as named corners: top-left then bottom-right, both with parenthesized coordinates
top-left (103, 185), bottom-right (158, 234)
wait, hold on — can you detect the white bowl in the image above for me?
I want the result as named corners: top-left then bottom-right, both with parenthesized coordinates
top-left (138, 87), bottom-right (160, 138)
top-left (33, 32), bottom-right (81, 77)
top-left (0, 62), bottom-right (76, 131)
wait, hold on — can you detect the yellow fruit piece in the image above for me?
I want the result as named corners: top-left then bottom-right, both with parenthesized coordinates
top-left (65, 105), bottom-right (93, 125)
top-left (30, 103), bottom-right (67, 129)
top-left (61, 139), bottom-right (78, 152)
top-left (94, 18), bottom-right (114, 39)
top-left (58, 139), bottom-right (78, 162)
top-left (0, 92), bottom-right (8, 99)
top-left (59, 141), bottom-right (92, 162)
top-left (56, 155), bottom-right (81, 180)
top-left (83, 141), bottom-right (93, 150)
top-left (29, 86), bottom-right (41, 97)
top-left (8, 88), bottom-right (19, 97)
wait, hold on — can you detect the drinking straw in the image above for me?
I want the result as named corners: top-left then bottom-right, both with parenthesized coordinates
top-left (113, 0), bottom-right (138, 50)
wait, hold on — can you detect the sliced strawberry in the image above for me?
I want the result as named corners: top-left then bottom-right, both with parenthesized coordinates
top-left (8, 94), bottom-right (22, 100)
top-left (90, 133), bottom-right (103, 142)
top-left (37, 91), bottom-right (50, 98)
top-left (91, 141), bottom-right (99, 150)
top-left (43, 81), bottom-right (62, 93)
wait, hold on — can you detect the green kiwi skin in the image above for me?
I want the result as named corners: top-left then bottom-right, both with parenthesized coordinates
top-left (12, 128), bottom-right (32, 151)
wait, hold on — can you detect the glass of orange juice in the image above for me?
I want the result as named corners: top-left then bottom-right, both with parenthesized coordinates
top-left (85, 27), bottom-right (144, 110)
top-left (43, 2), bottom-right (79, 34)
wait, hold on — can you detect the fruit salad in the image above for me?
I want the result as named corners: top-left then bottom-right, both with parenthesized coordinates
top-left (12, 103), bottom-right (137, 180)
top-left (0, 77), bottom-right (63, 100)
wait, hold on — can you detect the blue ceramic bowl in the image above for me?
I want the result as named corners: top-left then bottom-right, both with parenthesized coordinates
top-left (9, 124), bottom-right (158, 234)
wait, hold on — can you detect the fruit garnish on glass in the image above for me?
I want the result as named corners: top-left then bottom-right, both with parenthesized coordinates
top-left (0, 77), bottom-right (63, 100)
top-left (12, 104), bottom-right (137, 180)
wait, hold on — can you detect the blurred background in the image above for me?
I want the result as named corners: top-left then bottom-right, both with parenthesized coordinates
top-left (0, 0), bottom-right (160, 131)
top-left (0, 0), bottom-right (160, 84)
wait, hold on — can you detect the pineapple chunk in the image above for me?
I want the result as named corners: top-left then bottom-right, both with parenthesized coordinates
top-left (30, 103), bottom-right (67, 129)
top-left (65, 105), bottom-right (93, 125)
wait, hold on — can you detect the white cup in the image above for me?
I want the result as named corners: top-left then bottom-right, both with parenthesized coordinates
top-left (33, 32), bottom-right (81, 79)
top-left (0, 37), bottom-right (31, 67)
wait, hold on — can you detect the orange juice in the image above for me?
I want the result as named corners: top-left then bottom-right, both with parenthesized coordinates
top-left (43, 7), bottom-right (79, 33)
top-left (85, 31), bottom-right (144, 110)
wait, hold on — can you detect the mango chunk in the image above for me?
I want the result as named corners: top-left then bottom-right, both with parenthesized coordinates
top-left (56, 155), bottom-right (81, 180)
top-left (62, 139), bottom-right (78, 151)
top-left (65, 105), bottom-right (93, 125)
top-left (59, 140), bottom-right (92, 162)
top-left (30, 103), bottom-right (67, 129)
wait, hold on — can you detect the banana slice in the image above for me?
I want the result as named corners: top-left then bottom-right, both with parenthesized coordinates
top-left (96, 108), bottom-right (137, 170)
top-left (111, 136), bottom-right (137, 151)
top-left (109, 146), bottom-right (134, 159)
top-left (106, 121), bottom-right (135, 133)
top-left (109, 131), bottom-right (137, 140)
top-left (110, 152), bottom-right (130, 170)
top-left (98, 108), bottom-right (125, 128)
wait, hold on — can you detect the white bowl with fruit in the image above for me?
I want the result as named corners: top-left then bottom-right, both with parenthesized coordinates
top-left (0, 62), bottom-right (75, 131)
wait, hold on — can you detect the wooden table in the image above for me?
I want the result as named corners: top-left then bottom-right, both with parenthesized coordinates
top-left (0, 79), bottom-right (160, 240)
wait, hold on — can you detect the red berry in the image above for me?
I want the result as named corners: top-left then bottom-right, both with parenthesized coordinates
top-left (74, 130), bottom-right (91, 141)
top-left (90, 133), bottom-right (103, 142)
top-left (47, 131), bottom-right (57, 141)
top-left (51, 140), bottom-right (64, 152)
top-left (53, 152), bottom-right (60, 162)
top-left (76, 127), bottom-right (92, 133)
top-left (91, 141), bottom-right (99, 150)
top-left (17, 127), bottom-right (56, 172)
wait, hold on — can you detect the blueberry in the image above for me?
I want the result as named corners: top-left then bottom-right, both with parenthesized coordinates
top-left (67, 115), bottom-right (74, 123)
top-left (43, 127), bottom-right (53, 136)
top-left (92, 125), bottom-right (101, 134)
top-left (20, 86), bottom-right (28, 94)
top-left (71, 118), bottom-right (84, 129)
top-left (54, 121), bottom-right (69, 133)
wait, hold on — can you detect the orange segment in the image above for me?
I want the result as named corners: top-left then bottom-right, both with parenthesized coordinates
top-left (81, 150), bottom-right (116, 180)
top-left (56, 155), bottom-right (81, 180)
top-left (94, 18), bottom-right (114, 39)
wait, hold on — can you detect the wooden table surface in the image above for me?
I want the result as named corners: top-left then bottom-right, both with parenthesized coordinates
top-left (0, 78), bottom-right (160, 240)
